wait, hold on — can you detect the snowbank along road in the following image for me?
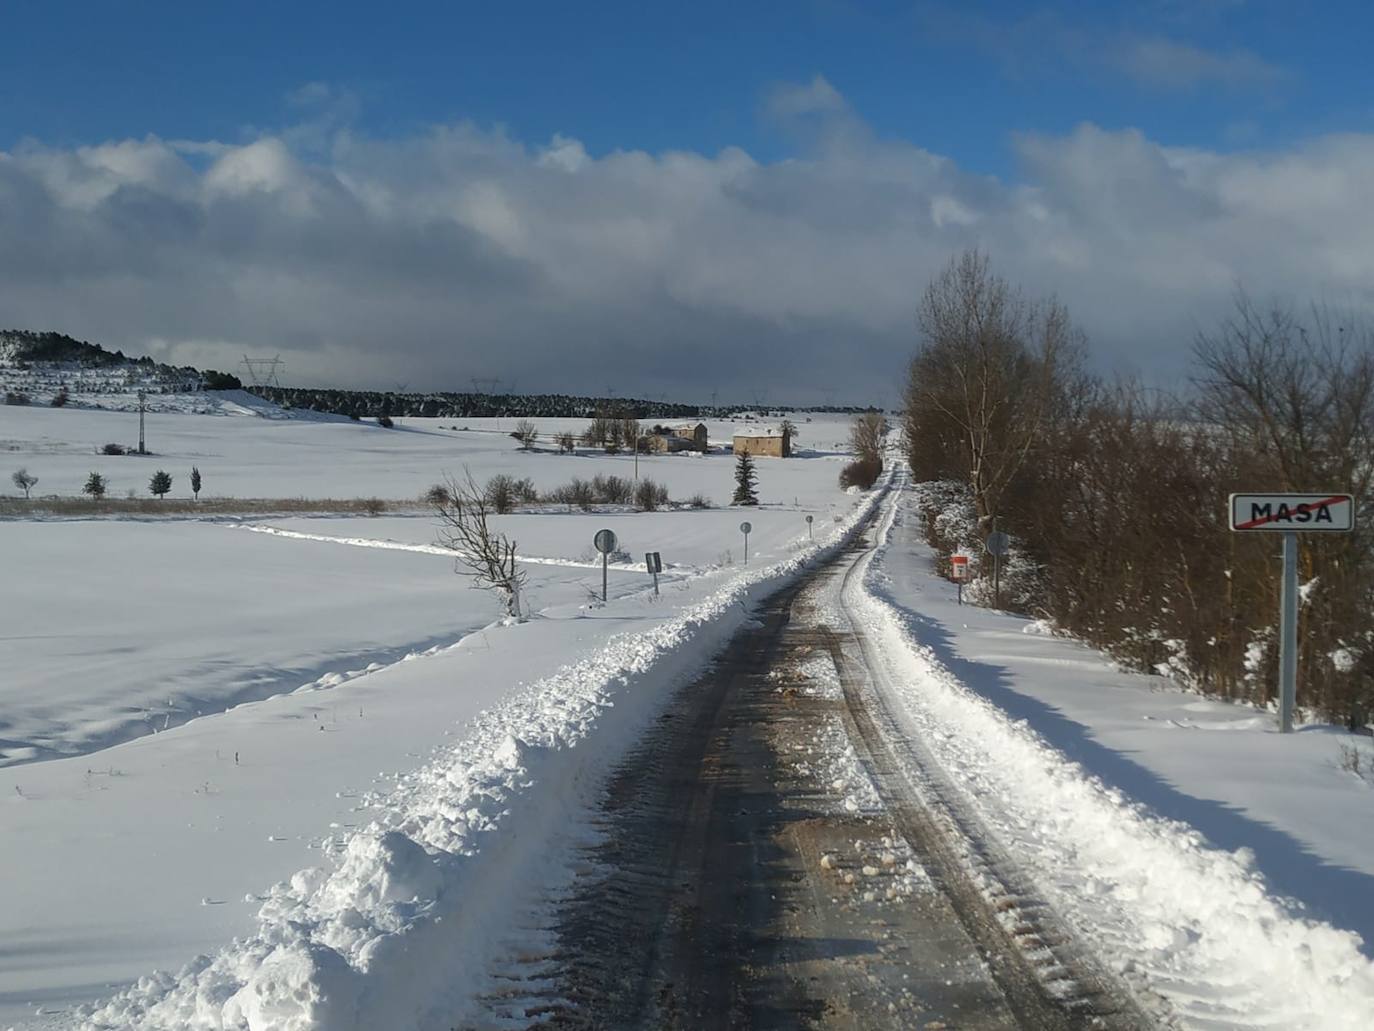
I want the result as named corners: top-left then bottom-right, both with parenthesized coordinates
top-left (487, 495), bottom-right (1157, 1029)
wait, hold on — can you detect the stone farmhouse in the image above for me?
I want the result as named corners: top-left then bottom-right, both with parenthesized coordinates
top-left (732, 426), bottom-right (792, 458)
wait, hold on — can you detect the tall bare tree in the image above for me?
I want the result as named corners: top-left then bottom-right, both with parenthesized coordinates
top-left (433, 469), bottom-right (527, 619)
top-left (849, 412), bottom-right (887, 464)
top-left (905, 249), bottom-right (1076, 536)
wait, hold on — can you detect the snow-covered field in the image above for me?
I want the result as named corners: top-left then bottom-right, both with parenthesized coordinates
top-left (0, 399), bottom-right (865, 1026)
top-left (1, 401), bottom-right (850, 503)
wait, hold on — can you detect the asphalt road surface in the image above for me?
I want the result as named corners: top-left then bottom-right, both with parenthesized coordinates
top-left (491, 513), bottom-right (1155, 1030)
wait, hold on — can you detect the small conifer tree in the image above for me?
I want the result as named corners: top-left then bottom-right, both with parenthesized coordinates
top-left (190, 466), bottom-right (202, 500)
top-left (150, 470), bottom-right (172, 499)
top-left (732, 451), bottom-right (759, 506)
top-left (83, 471), bottom-right (107, 499)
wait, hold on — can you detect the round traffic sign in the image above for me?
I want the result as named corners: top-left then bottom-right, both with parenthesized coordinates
top-left (985, 531), bottom-right (1010, 557)
top-left (805, 515), bottom-right (814, 523)
top-left (739, 521), bottom-right (752, 534)
top-left (593, 528), bottom-right (619, 554)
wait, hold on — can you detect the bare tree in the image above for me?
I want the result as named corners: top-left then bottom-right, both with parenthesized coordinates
top-left (11, 468), bottom-right (37, 499)
top-left (433, 469), bottom-right (527, 619)
top-left (905, 249), bottom-right (1075, 536)
top-left (513, 419), bottom-right (538, 450)
top-left (849, 412), bottom-right (887, 464)
top-left (554, 430), bottom-right (576, 453)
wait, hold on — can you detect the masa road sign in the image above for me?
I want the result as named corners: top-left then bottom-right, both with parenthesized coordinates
top-left (1229, 493), bottom-right (1354, 533)
top-left (1229, 491), bottom-right (1356, 736)
top-left (950, 555), bottom-right (970, 581)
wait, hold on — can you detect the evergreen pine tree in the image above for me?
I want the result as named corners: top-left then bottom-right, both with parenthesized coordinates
top-left (82, 471), bottom-right (107, 498)
top-left (732, 451), bottom-right (759, 506)
top-left (149, 470), bottom-right (172, 499)
top-left (190, 466), bottom-right (201, 500)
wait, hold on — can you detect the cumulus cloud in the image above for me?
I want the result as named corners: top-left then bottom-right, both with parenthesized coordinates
top-left (1, 84), bottom-right (1372, 404)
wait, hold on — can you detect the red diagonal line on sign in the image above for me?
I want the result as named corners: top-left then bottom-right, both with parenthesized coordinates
top-left (1235, 495), bottom-right (1349, 530)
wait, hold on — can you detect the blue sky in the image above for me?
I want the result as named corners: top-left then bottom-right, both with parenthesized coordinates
top-left (2, 1), bottom-right (1373, 402)
top-left (5, 1), bottom-right (1366, 174)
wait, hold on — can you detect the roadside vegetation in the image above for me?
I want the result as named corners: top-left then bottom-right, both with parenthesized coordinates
top-left (904, 248), bottom-right (1374, 729)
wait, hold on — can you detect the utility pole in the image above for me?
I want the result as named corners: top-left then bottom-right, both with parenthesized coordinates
top-left (137, 390), bottom-right (147, 455)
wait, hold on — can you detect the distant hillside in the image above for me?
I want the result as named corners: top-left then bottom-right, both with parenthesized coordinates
top-left (0, 330), bottom-right (244, 413)
top-left (1, 330), bottom-right (882, 419)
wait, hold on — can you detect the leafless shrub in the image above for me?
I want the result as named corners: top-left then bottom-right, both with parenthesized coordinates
top-left (592, 474), bottom-right (633, 505)
top-left (484, 475), bottom-right (518, 514)
top-left (839, 457), bottom-right (882, 489)
top-left (634, 478), bottom-right (669, 511)
top-left (513, 419), bottom-right (538, 450)
top-left (555, 431), bottom-right (576, 453)
top-left (433, 469), bottom-right (526, 619)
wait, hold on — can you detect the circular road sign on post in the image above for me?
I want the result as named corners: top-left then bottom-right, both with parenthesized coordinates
top-left (739, 521), bottom-right (752, 565)
top-left (593, 528), bottom-right (618, 602)
top-left (805, 513), bottom-right (814, 540)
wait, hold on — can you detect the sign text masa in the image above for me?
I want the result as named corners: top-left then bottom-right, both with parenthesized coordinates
top-left (1229, 493), bottom-right (1355, 533)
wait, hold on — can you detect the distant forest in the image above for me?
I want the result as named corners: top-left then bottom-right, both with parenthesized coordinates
top-left (247, 385), bottom-right (880, 421)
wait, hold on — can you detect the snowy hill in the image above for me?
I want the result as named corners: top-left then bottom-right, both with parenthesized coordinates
top-left (0, 329), bottom-right (253, 415)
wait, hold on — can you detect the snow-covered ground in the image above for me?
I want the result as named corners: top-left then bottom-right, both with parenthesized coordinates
top-left (0, 399), bottom-right (865, 1026)
top-left (1, 402), bottom-right (850, 504)
top-left (856, 480), bottom-right (1374, 1028)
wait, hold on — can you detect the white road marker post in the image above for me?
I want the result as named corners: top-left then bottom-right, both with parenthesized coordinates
top-left (1228, 492), bottom-right (1355, 734)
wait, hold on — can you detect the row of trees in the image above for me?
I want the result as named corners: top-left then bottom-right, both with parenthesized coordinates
top-left (904, 250), bottom-right (1374, 728)
top-left (10, 467), bottom-right (202, 500)
top-left (253, 384), bottom-right (881, 421)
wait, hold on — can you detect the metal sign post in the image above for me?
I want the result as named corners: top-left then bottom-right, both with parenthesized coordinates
top-left (645, 551), bottom-right (662, 595)
top-left (1228, 493), bottom-right (1355, 733)
top-left (950, 554), bottom-right (970, 605)
top-left (740, 521), bottom-right (752, 565)
top-left (593, 528), bottom-right (618, 603)
top-left (805, 514), bottom-right (813, 541)
top-left (985, 530), bottom-right (1009, 609)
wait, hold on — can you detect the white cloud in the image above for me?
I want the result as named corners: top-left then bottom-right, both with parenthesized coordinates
top-left (1118, 35), bottom-right (1286, 91)
top-left (1, 85), bottom-right (1372, 404)
top-left (765, 74), bottom-right (848, 120)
